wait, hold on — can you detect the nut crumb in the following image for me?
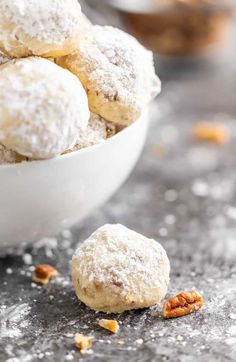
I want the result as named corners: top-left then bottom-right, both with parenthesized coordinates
top-left (193, 122), bottom-right (230, 145)
top-left (163, 290), bottom-right (204, 318)
top-left (151, 142), bottom-right (167, 157)
top-left (117, 340), bottom-right (124, 345)
top-left (74, 333), bottom-right (92, 353)
top-left (32, 264), bottom-right (58, 285)
top-left (98, 319), bottom-right (119, 334)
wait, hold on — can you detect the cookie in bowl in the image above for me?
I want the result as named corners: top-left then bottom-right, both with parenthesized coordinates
top-left (64, 113), bottom-right (118, 153)
top-left (56, 25), bottom-right (161, 127)
top-left (0, 57), bottom-right (90, 159)
top-left (0, 2), bottom-right (161, 246)
top-left (0, 0), bottom-right (84, 58)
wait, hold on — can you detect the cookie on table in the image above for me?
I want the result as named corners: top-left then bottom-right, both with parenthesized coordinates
top-left (0, 57), bottom-right (90, 159)
top-left (57, 25), bottom-right (161, 127)
top-left (0, 0), bottom-right (84, 58)
top-left (71, 224), bottom-right (170, 313)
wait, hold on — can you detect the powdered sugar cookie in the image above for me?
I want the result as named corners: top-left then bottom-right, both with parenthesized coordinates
top-left (57, 26), bottom-right (161, 126)
top-left (64, 113), bottom-right (107, 153)
top-left (0, 144), bottom-right (28, 165)
top-left (0, 57), bottom-right (89, 159)
top-left (64, 113), bottom-right (117, 153)
top-left (71, 224), bottom-right (170, 313)
top-left (0, 0), bottom-right (83, 58)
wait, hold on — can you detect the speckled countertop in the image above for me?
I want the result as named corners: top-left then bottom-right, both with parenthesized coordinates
top-left (1, 9), bottom-right (236, 362)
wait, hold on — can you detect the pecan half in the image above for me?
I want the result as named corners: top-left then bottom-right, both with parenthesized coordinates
top-left (193, 122), bottom-right (230, 145)
top-left (98, 319), bottom-right (119, 334)
top-left (163, 291), bottom-right (204, 319)
top-left (74, 333), bottom-right (92, 353)
top-left (32, 264), bottom-right (58, 285)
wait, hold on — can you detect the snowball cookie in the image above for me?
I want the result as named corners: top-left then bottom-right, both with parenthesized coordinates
top-left (64, 114), bottom-right (107, 153)
top-left (77, 113), bottom-right (108, 148)
top-left (0, 51), bottom-right (12, 65)
top-left (0, 57), bottom-right (90, 159)
top-left (0, 0), bottom-right (84, 58)
top-left (0, 144), bottom-right (28, 165)
top-left (64, 113), bottom-right (117, 153)
top-left (71, 224), bottom-right (170, 313)
top-left (56, 26), bottom-right (161, 126)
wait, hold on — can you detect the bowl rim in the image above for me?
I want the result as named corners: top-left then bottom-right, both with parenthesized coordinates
top-left (105, 0), bottom-right (235, 14)
top-left (0, 109), bottom-right (148, 170)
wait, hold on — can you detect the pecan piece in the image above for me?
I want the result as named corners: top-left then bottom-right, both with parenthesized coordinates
top-left (193, 122), bottom-right (230, 145)
top-left (74, 333), bottom-right (92, 353)
top-left (98, 319), bottom-right (119, 334)
top-left (163, 291), bottom-right (204, 319)
top-left (32, 264), bottom-right (58, 285)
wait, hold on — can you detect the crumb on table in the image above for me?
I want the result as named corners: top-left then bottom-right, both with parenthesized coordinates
top-left (32, 264), bottom-right (58, 285)
top-left (193, 122), bottom-right (230, 145)
top-left (74, 333), bottom-right (92, 353)
top-left (98, 319), bottom-right (120, 334)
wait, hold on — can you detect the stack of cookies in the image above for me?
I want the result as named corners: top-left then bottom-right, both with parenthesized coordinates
top-left (0, 0), bottom-right (161, 164)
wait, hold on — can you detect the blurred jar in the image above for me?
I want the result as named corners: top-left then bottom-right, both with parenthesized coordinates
top-left (105, 0), bottom-right (235, 57)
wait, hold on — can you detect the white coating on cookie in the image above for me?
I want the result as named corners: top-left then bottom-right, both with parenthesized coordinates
top-left (64, 113), bottom-right (107, 153)
top-left (76, 113), bottom-right (108, 149)
top-left (57, 25), bottom-right (161, 125)
top-left (0, 0), bottom-right (82, 46)
top-left (64, 113), bottom-right (117, 153)
top-left (78, 25), bottom-right (161, 105)
top-left (0, 57), bottom-right (90, 159)
top-left (72, 224), bottom-right (170, 313)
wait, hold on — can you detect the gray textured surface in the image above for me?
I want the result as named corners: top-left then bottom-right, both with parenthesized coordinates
top-left (1, 9), bottom-right (236, 362)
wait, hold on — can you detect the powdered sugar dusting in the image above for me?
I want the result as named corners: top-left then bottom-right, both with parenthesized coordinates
top-left (85, 26), bottom-right (160, 105)
top-left (65, 113), bottom-right (108, 153)
top-left (0, 0), bottom-right (82, 46)
top-left (0, 303), bottom-right (31, 339)
top-left (61, 25), bottom-right (161, 124)
top-left (0, 57), bottom-right (89, 159)
top-left (76, 113), bottom-right (107, 148)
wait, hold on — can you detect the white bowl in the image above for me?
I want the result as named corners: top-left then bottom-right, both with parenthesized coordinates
top-left (0, 111), bottom-right (149, 247)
